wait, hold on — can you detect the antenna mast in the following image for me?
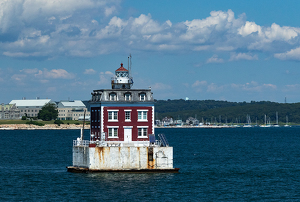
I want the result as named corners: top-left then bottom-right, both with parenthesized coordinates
top-left (129, 54), bottom-right (132, 77)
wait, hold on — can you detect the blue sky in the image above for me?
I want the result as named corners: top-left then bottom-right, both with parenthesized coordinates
top-left (1, 0), bottom-right (300, 103)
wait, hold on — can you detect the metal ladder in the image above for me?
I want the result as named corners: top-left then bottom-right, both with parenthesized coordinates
top-left (158, 133), bottom-right (169, 147)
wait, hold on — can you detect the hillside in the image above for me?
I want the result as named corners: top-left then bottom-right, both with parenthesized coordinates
top-left (154, 99), bottom-right (300, 124)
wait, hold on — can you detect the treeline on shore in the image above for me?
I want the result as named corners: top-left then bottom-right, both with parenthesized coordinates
top-left (154, 99), bottom-right (300, 124)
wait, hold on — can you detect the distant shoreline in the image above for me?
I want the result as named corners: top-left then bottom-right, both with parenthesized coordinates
top-left (0, 124), bottom-right (295, 130)
top-left (0, 124), bottom-right (90, 130)
top-left (0, 124), bottom-right (231, 130)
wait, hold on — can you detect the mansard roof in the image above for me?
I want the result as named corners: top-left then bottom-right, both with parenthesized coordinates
top-left (91, 89), bottom-right (154, 103)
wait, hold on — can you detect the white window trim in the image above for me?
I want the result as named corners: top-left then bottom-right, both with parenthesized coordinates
top-left (107, 126), bottom-right (119, 128)
top-left (109, 94), bottom-right (117, 101)
top-left (123, 126), bottom-right (133, 128)
top-left (138, 110), bottom-right (148, 122)
top-left (124, 109), bottom-right (132, 111)
top-left (125, 94), bottom-right (131, 101)
top-left (125, 111), bottom-right (131, 122)
top-left (108, 127), bottom-right (118, 138)
top-left (108, 111), bottom-right (118, 122)
top-left (137, 127), bottom-right (148, 138)
top-left (139, 94), bottom-right (146, 101)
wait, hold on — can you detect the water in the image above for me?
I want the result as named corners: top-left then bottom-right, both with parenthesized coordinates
top-left (1, 127), bottom-right (300, 201)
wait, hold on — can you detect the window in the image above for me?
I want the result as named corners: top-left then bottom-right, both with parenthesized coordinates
top-left (108, 111), bottom-right (118, 121)
top-left (138, 111), bottom-right (147, 121)
top-left (110, 93), bottom-right (117, 101)
top-left (125, 111), bottom-right (131, 121)
top-left (138, 128), bottom-right (147, 137)
top-left (125, 93), bottom-right (131, 101)
top-left (140, 93), bottom-right (146, 101)
top-left (108, 128), bottom-right (118, 138)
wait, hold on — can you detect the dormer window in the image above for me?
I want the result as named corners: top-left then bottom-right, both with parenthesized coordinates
top-left (125, 93), bottom-right (131, 101)
top-left (110, 93), bottom-right (117, 101)
top-left (140, 93), bottom-right (146, 101)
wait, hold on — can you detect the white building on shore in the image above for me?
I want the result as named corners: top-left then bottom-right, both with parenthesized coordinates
top-left (9, 99), bottom-right (52, 118)
top-left (57, 100), bottom-right (90, 121)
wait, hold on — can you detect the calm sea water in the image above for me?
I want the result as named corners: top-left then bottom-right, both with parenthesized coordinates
top-left (1, 127), bottom-right (300, 201)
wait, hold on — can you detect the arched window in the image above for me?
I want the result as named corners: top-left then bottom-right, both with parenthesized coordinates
top-left (139, 93), bottom-right (146, 101)
top-left (109, 93), bottom-right (117, 101)
top-left (124, 93), bottom-right (131, 101)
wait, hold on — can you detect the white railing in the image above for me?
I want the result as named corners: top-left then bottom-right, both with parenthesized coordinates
top-left (73, 139), bottom-right (163, 148)
top-left (73, 139), bottom-right (89, 147)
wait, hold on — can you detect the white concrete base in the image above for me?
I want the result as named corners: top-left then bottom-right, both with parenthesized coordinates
top-left (72, 146), bottom-right (174, 170)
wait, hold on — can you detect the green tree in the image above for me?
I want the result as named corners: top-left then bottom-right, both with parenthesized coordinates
top-left (38, 103), bottom-right (58, 121)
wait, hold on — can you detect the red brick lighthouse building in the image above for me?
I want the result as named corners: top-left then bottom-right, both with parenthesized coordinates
top-left (90, 63), bottom-right (154, 146)
top-left (68, 59), bottom-right (178, 173)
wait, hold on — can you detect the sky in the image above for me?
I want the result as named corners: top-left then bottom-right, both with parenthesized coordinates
top-left (1, 0), bottom-right (300, 103)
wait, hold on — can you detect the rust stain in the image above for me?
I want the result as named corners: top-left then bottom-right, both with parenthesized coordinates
top-left (137, 147), bottom-right (140, 169)
top-left (96, 147), bottom-right (105, 164)
top-left (147, 147), bottom-right (155, 169)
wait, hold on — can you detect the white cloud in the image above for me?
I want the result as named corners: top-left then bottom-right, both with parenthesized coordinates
top-left (238, 21), bottom-right (262, 37)
top-left (35, 69), bottom-right (75, 79)
top-left (231, 81), bottom-right (277, 92)
top-left (192, 80), bottom-right (278, 95)
top-left (192, 80), bottom-right (207, 87)
top-left (274, 47), bottom-right (300, 60)
top-left (98, 71), bottom-right (114, 85)
top-left (11, 74), bottom-right (27, 81)
top-left (191, 80), bottom-right (208, 92)
top-left (84, 69), bottom-right (96, 74)
top-left (1, 5), bottom-right (300, 61)
top-left (206, 55), bottom-right (224, 63)
top-left (229, 53), bottom-right (258, 61)
top-left (265, 23), bottom-right (298, 41)
top-left (283, 84), bottom-right (300, 92)
top-left (105, 6), bottom-right (117, 17)
top-left (207, 83), bottom-right (224, 93)
top-left (20, 68), bottom-right (39, 74)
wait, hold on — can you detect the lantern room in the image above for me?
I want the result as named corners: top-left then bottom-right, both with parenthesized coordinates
top-left (111, 63), bottom-right (133, 89)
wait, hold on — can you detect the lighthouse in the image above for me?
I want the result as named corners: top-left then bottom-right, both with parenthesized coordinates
top-left (68, 59), bottom-right (178, 173)
top-left (111, 63), bottom-right (133, 89)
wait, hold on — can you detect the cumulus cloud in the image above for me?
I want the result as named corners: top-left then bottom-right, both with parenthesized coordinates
top-left (1, 4), bottom-right (300, 62)
top-left (238, 21), bottom-right (262, 36)
top-left (274, 47), bottom-right (300, 60)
